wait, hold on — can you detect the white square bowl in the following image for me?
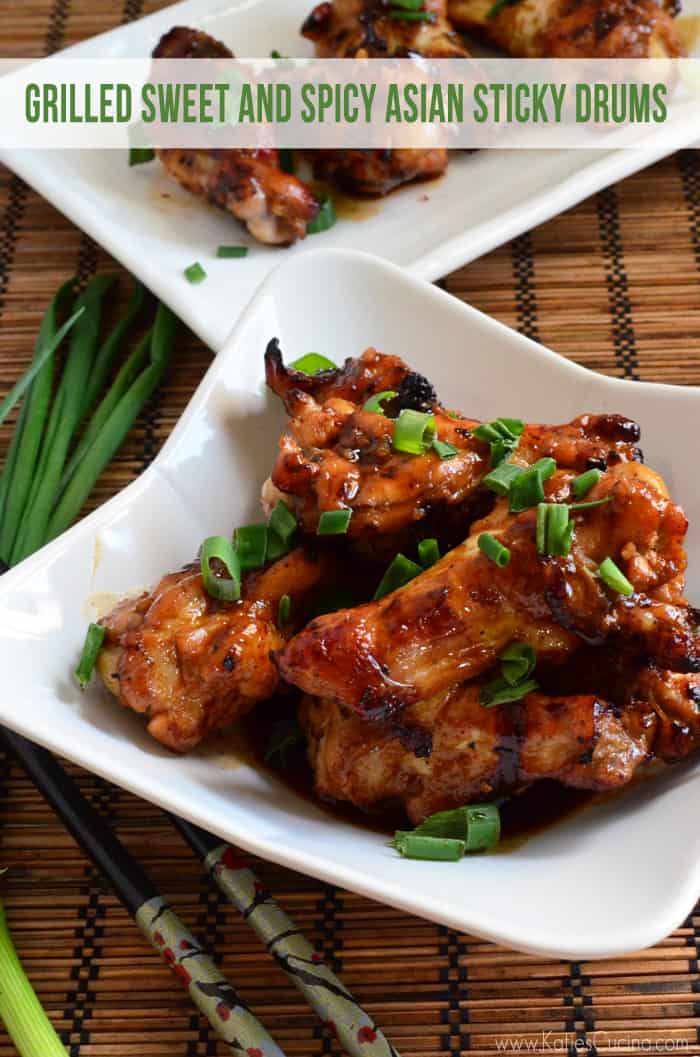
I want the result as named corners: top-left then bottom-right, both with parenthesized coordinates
top-left (1, 248), bottom-right (699, 959)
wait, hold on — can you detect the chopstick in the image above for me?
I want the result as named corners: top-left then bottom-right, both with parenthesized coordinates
top-left (173, 815), bottom-right (401, 1057)
top-left (1, 728), bottom-right (287, 1057)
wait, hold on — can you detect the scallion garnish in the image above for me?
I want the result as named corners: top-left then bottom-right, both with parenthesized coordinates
top-left (486, 0), bottom-right (521, 17)
top-left (74, 622), bottom-right (106, 690)
top-left (418, 538), bottom-right (440, 569)
top-left (270, 48), bottom-right (285, 58)
top-left (235, 523), bottom-right (268, 571)
top-left (389, 0), bottom-right (425, 8)
top-left (269, 500), bottom-right (297, 544)
top-left (480, 675), bottom-right (539, 707)
top-left (363, 390), bottom-right (398, 414)
top-left (266, 525), bottom-right (293, 562)
top-left (536, 503), bottom-right (573, 557)
top-left (473, 417), bottom-right (524, 467)
top-left (387, 9), bottom-right (435, 19)
top-left (264, 717), bottom-right (305, 767)
top-left (374, 553), bottom-right (423, 599)
top-left (393, 409), bottom-right (436, 455)
top-left (129, 147), bottom-right (155, 166)
top-left (572, 468), bottom-right (602, 498)
top-left (278, 593), bottom-right (291, 627)
top-left (391, 801), bottom-right (501, 860)
top-left (508, 457), bottom-right (556, 514)
top-left (483, 461), bottom-right (523, 496)
top-left (391, 834), bottom-right (465, 860)
top-left (289, 352), bottom-right (336, 375)
top-left (597, 557), bottom-right (635, 596)
top-left (200, 535), bottom-right (241, 602)
top-left (317, 508), bottom-right (352, 535)
top-left (306, 193), bottom-right (337, 234)
top-left (184, 262), bottom-right (207, 284)
top-left (477, 532), bottom-right (510, 567)
top-left (432, 438), bottom-right (458, 460)
top-left (569, 496), bottom-right (612, 511)
top-left (499, 642), bottom-right (536, 685)
top-left (216, 245), bottom-right (249, 258)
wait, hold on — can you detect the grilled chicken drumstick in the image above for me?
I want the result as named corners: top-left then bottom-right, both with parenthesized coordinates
top-left (301, 662), bottom-right (700, 824)
top-left (152, 27), bottom-right (318, 245)
top-left (301, 0), bottom-right (469, 195)
top-left (447, 0), bottom-right (685, 57)
top-left (265, 341), bottom-right (644, 552)
top-left (278, 462), bottom-right (699, 718)
top-left (98, 548), bottom-right (332, 752)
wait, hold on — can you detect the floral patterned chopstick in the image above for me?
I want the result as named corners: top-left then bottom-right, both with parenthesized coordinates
top-left (173, 816), bottom-right (401, 1057)
top-left (2, 729), bottom-right (287, 1057)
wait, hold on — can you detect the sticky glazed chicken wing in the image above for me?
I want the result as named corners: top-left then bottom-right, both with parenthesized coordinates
top-left (152, 28), bottom-right (318, 245)
top-left (98, 548), bottom-right (332, 752)
top-left (447, 0), bottom-right (685, 57)
top-left (265, 341), bottom-right (645, 555)
top-left (278, 462), bottom-right (700, 718)
top-left (301, 0), bottom-right (468, 195)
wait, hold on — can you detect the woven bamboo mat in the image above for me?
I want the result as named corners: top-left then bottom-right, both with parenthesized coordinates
top-left (2, 3), bottom-right (700, 1056)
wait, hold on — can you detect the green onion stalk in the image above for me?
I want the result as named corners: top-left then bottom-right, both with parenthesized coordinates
top-left (0, 883), bottom-right (67, 1055)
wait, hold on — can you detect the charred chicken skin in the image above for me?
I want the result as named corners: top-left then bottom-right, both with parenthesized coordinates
top-left (301, 0), bottom-right (468, 195)
top-left (98, 548), bottom-right (331, 752)
top-left (278, 462), bottom-right (699, 719)
top-left (447, 0), bottom-right (684, 57)
top-left (265, 340), bottom-right (644, 552)
top-left (152, 28), bottom-right (318, 245)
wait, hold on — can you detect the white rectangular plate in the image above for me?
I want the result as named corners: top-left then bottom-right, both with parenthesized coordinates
top-left (0, 248), bottom-right (698, 959)
top-left (2, 0), bottom-right (699, 351)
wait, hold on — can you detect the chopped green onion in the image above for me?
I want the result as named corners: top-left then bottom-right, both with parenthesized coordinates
top-left (572, 468), bottom-right (602, 498)
top-left (278, 593), bottom-right (291, 627)
top-left (317, 508), bottom-right (352, 535)
top-left (289, 352), bottom-right (336, 375)
top-left (269, 48), bottom-right (285, 58)
top-left (474, 417), bottom-right (524, 467)
top-left (216, 245), bottom-right (249, 258)
top-left (508, 457), bottom-right (556, 513)
top-left (389, 0), bottom-right (425, 8)
top-left (408, 803), bottom-right (501, 851)
top-left (264, 717), bottom-right (305, 767)
top-left (363, 390), bottom-right (398, 415)
top-left (483, 461), bottom-right (524, 496)
top-left (269, 500), bottom-right (297, 544)
top-left (387, 9), bottom-right (435, 19)
top-left (74, 622), bottom-right (106, 690)
top-left (391, 834), bottom-right (465, 860)
top-left (477, 532), bottom-right (510, 568)
top-left (480, 675), bottom-right (539, 708)
top-left (266, 525), bottom-right (293, 562)
top-left (432, 438), bottom-right (458, 460)
top-left (306, 193), bottom-right (337, 234)
top-left (129, 147), bottom-right (155, 166)
top-left (486, 0), bottom-right (521, 17)
top-left (393, 409), bottom-right (436, 455)
top-left (279, 148), bottom-right (294, 173)
top-left (374, 553), bottom-right (423, 600)
top-left (418, 538), bottom-right (440, 569)
top-left (235, 523), bottom-right (268, 571)
top-left (499, 642), bottom-right (536, 686)
top-left (569, 496), bottom-right (612, 511)
top-left (200, 535), bottom-right (241, 602)
top-left (536, 503), bottom-right (573, 557)
top-left (184, 262), bottom-right (207, 284)
top-left (598, 557), bottom-right (634, 596)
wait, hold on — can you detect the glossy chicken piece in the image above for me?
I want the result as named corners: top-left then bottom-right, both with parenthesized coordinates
top-left (301, 0), bottom-right (467, 194)
top-left (152, 28), bottom-right (318, 245)
top-left (266, 343), bottom-right (644, 548)
top-left (300, 682), bottom-right (657, 823)
top-left (447, 0), bottom-right (684, 57)
top-left (279, 463), bottom-right (700, 718)
top-left (98, 548), bottom-right (330, 752)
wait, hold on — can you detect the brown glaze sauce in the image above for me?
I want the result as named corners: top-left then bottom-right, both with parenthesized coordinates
top-left (240, 695), bottom-right (610, 847)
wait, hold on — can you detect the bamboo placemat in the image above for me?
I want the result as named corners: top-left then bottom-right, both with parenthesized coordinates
top-left (2, 3), bottom-right (700, 1055)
